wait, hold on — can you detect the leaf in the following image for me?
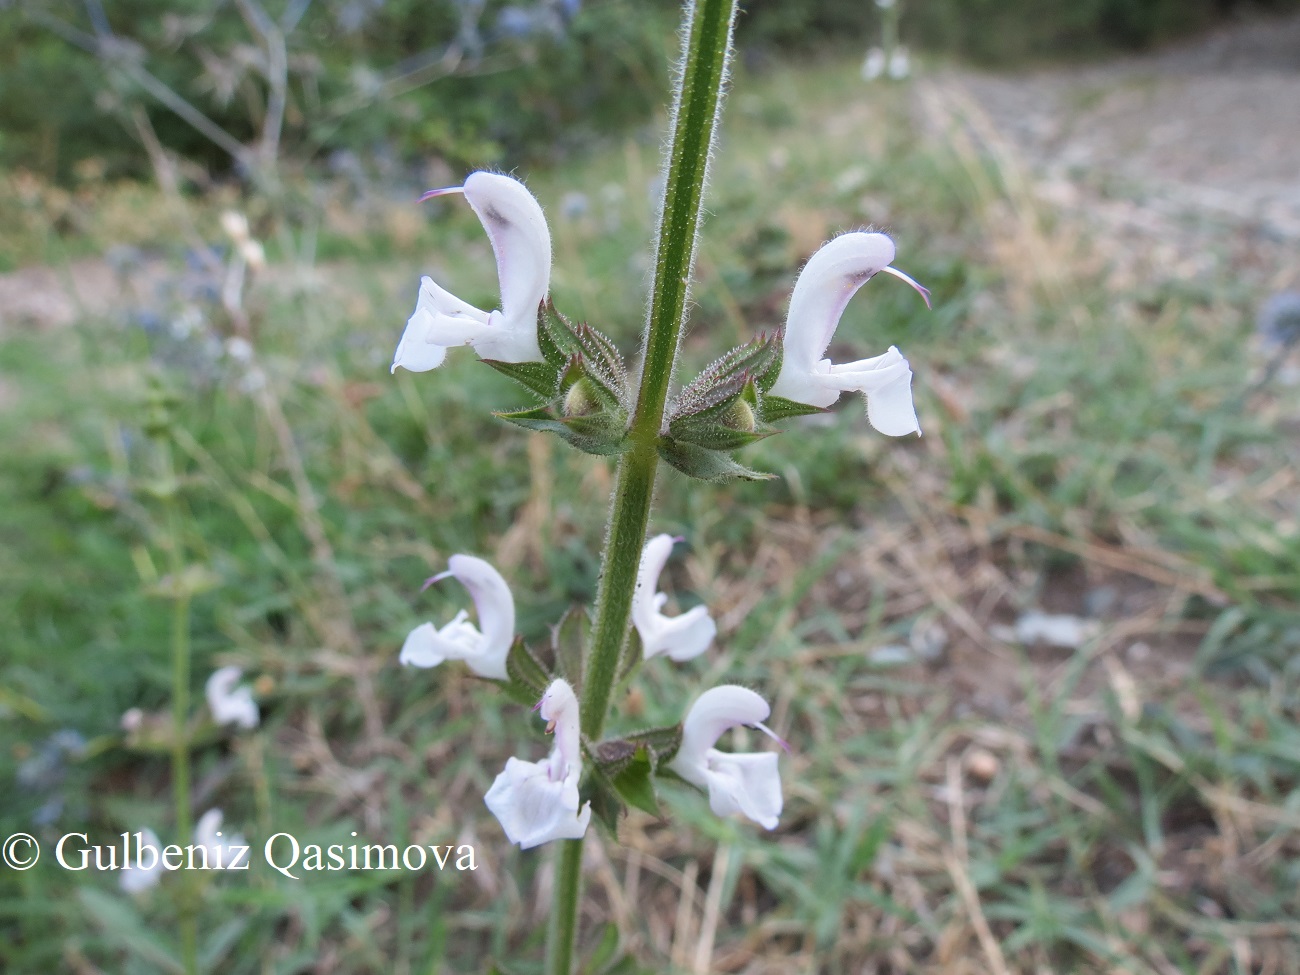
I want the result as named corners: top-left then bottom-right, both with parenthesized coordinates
top-left (551, 605), bottom-right (589, 692)
top-left (481, 358), bottom-right (561, 400)
top-left (583, 923), bottom-right (623, 975)
top-left (609, 746), bottom-right (660, 817)
top-left (78, 888), bottom-right (184, 974)
top-left (656, 436), bottom-right (774, 483)
top-left (504, 637), bottom-right (550, 705)
top-left (584, 770), bottom-right (625, 834)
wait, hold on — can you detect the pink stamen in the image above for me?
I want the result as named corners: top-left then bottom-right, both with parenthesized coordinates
top-left (881, 265), bottom-right (932, 309)
top-left (417, 185), bottom-right (466, 204)
top-left (753, 721), bottom-right (792, 754)
top-left (671, 535), bottom-right (686, 544)
top-left (420, 569), bottom-right (454, 592)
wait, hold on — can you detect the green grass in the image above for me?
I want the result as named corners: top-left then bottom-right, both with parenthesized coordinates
top-left (2, 51), bottom-right (1299, 974)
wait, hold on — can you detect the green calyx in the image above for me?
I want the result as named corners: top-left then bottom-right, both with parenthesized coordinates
top-left (488, 300), bottom-right (632, 455)
top-left (657, 332), bottom-right (789, 479)
top-left (582, 722), bottom-right (685, 830)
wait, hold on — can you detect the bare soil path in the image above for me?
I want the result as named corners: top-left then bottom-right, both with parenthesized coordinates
top-left (924, 12), bottom-right (1300, 293)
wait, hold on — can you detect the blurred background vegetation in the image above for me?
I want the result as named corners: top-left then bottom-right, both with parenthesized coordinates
top-left (2, 0), bottom-right (1299, 972)
top-left (4, 0), bottom-right (1300, 186)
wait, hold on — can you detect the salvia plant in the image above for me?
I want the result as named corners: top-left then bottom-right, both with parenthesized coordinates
top-left (390, 0), bottom-right (929, 970)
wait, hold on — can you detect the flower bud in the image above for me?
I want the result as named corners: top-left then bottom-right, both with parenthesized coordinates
top-left (723, 397), bottom-right (756, 432)
top-left (562, 377), bottom-right (600, 417)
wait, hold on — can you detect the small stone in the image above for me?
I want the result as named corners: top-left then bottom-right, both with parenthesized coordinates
top-left (868, 644), bottom-right (914, 666)
top-left (966, 749), bottom-right (1000, 783)
top-left (910, 619), bottom-right (949, 662)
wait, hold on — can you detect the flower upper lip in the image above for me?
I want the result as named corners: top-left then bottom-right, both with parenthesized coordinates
top-left (767, 231), bottom-right (929, 437)
top-left (392, 171), bottom-right (552, 373)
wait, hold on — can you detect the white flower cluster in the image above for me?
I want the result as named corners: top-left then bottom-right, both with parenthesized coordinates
top-left (401, 538), bottom-right (785, 846)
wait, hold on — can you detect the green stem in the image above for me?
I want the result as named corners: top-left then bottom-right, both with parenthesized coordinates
top-left (579, 0), bottom-right (738, 743)
top-left (171, 586), bottom-right (198, 975)
top-left (547, 2), bottom-right (738, 973)
top-left (546, 839), bottom-right (585, 975)
top-left (162, 440), bottom-right (198, 975)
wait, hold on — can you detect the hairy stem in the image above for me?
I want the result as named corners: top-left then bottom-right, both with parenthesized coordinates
top-left (546, 838), bottom-right (585, 975)
top-left (579, 0), bottom-right (738, 743)
top-left (547, 2), bottom-right (738, 973)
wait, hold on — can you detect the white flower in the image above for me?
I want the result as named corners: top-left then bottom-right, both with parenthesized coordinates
top-left (205, 666), bottom-right (259, 730)
top-left (193, 808), bottom-right (246, 870)
top-left (399, 554), bottom-right (515, 680)
top-left (392, 171), bottom-right (552, 373)
top-left (768, 232), bottom-right (930, 437)
top-left (632, 534), bottom-right (716, 662)
top-left (888, 47), bottom-right (911, 80)
top-left (484, 679), bottom-right (591, 849)
top-left (862, 47), bottom-right (886, 81)
top-left (119, 828), bottom-right (164, 893)
top-left (670, 686), bottom-right (785, 830)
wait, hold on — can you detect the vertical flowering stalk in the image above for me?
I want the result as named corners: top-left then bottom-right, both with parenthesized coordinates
top-left (142, 382), bottom-right (198, 975)
top-left (545, 2), bottom-right (741, 972)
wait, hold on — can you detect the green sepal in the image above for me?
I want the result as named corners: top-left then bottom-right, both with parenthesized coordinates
top-left (656, 436), bottom-right (774, 483)
top-left (667, 417), bottom-right (775, 452)
top-left (583, 769), bottom-right (625, 834)
top-left (623, 724), bottom-right (684, 768)
top-left (558, 413), bottom-right (631, 456)
top-left (551, 605), bottom-right (589, 692)
top-left (759, 394), bottom-right (827, 423)
top-left (591, 742), bottom-right (661, 817)
top-left (481, 358), bottom-right (562, 400)
top-left (503, 636), bottom-right (550, 705)
top-left (668, 333), bottom-right (781, 425)
top-left (608, 746), bottom-right (660, 817)
top-left (569, 324), bottom-right (628, 402)
top-left (495, 405), bottom-right (629, 456)
top-left (538, 300), bottom-right (630, 409)
top-left (592, 737), bottom-right (639, 778)
top-left (537, 299), bottom-right (573, 369)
